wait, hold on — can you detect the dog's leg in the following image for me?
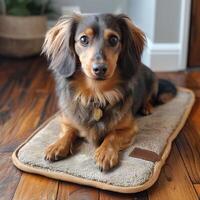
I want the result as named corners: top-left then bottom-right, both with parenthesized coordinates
top-left (141, 79), bottom-right (158, 115)
top-left (141, 100), bottom-right (153, 115)
top-left (95, 113), bottom-right (138, 171)
top-left (45, 116), bottom-right (77, 161)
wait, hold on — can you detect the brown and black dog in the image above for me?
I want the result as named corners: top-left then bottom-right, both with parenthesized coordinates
top-left (42, 13), bottom-right (177, 171)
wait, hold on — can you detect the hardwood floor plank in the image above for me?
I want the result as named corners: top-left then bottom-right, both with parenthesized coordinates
top-left (37, 93), bottom-right (58, 127)
top-left (189, 72), bottom-right (200, 88)
top-left (148, 144), bottom-right (198, 200)
top-left (156, 72), bottom-right (189, 88)
top-left (13, 173), bottom-right (58, 200)
top-left (0, 94), bottom-right (49, 152)
top-left (0, 153), bottom-right (21, 200)
top-left (193, 89), bottom-right (200, 98)
top-left (0, 57), bottom-right (58, 200)
top-left (194, 184), bottom-right (200, 199)
top-left (99, 190), bottom-right (148, 200)
top-left (188, 99), bottom-right (200, 137)
top-left (56, 182), bottom-right (99, 200)
top-left (176, 122), bottom-right (200, 183)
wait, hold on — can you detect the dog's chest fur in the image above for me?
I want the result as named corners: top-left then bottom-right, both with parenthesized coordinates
top-left (56, 75), bottom-right (133, 139)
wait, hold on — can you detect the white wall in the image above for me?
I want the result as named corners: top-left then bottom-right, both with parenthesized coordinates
top-left (127, 0), bottom-right (156, 42)
top-left (127, 0), bottom-right (181, 44)
top-left (154, 0), bottom-right (181, 43)
top-left (52, 0), bottom-right (128, 14)
top-left (127, 0), bottom-right (190, 71)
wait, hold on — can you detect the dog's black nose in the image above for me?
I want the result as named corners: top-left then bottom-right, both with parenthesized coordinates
top-left (92, 63), bottom-right (107, 77)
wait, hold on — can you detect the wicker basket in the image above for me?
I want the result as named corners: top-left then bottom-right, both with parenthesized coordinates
top-left (0, 15), bottom-right (47, 57)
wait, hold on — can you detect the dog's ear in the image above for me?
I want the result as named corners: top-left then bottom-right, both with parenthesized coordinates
top-left (42, 15), bottom-right (80, 77)
top-left (116, 14), bottom-right (146, 79)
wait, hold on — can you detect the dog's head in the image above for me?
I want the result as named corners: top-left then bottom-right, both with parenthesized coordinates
top-left (42, 14), bottom-right (146, 80)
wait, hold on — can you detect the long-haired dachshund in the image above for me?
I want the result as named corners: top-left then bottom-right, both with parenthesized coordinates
top-left (42, 13), bottom-right (177, 171)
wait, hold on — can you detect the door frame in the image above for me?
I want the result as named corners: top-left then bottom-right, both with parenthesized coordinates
top-left (179, 0), bottom-right (191, 69)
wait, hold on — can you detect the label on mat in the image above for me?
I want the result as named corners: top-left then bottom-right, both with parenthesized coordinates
top-left (129, 147), bottom-right (161, 162)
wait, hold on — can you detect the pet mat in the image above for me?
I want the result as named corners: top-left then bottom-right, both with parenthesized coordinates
top-left (12, 88), bottom-right (195, 193)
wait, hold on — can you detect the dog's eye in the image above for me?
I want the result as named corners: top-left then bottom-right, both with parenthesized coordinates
top-left (108, 35), bottom-right (119, 47)
top-left (80, 35), bottom-right (89, 46)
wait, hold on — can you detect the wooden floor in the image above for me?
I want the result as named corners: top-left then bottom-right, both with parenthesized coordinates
top-left (0, 56), bottom-right (199, 200)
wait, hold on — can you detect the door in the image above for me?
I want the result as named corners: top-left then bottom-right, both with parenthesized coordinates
top-left (188, 0), bottom-right (200, 67)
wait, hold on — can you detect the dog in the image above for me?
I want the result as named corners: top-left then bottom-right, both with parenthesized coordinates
top-left (42, 13), bottom-right (177, 171)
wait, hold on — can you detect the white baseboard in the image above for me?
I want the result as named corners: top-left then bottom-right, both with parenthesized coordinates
top-left (142, 37), bottom-right (186, 72)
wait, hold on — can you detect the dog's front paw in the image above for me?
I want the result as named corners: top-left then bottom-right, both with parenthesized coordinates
top-left (95, 145), bottom-right (119, 171)
top-left (44, 141), bottom-right (71, 161)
